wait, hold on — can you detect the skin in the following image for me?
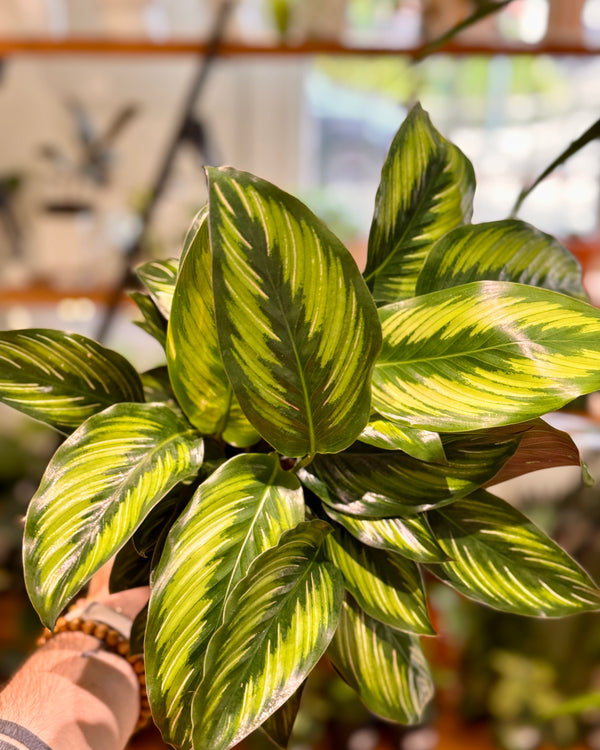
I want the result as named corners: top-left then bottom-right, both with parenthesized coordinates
top-left (0, 565), bottom-right (149, 750)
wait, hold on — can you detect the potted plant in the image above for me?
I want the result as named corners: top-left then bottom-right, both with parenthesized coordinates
top-left (1, 104), bottom-right (600, 750)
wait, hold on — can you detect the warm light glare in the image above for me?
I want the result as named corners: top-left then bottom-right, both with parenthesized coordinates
top-left (56, 297), bottom-right (97, 322)
top-left (520, 0), bottom-right (549, 43)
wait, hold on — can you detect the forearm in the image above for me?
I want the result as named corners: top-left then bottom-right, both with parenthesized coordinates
top-left (0, 631), bottom-right (139, 750)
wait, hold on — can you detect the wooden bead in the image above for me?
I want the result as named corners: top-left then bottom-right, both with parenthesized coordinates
top-left (93, 623), bottom-right (109, 639)
top-left (105, 628), bottom-right (120, 647)
top-left (81, 620), bottom-right (96, 635)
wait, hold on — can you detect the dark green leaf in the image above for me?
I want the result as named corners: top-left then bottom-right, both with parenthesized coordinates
top-left (109, 538), bottom-right (152, 593)
top-left (299, 432), bottom-right (518, 517)
top-left (261, 684), bottom-right (305, 749)
top-left (141, 366), bottom-right (178, 406)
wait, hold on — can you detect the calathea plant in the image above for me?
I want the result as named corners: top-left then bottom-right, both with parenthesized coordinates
top-left (2, 104), bottom-right (600, 750)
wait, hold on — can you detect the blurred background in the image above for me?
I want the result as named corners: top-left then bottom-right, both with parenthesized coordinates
top-left (1, 1), bottom-right (600, 748)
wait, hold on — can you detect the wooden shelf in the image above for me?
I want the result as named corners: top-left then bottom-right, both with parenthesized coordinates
top-left (0, 283), bottom-right (133, 306)
top-left (0, 36), bottom-right (597, 57)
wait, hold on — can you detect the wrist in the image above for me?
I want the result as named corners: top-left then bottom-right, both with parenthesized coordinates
top-left (0, 638), bottom-right (140, 750)
top-left (36, 601), bottom-right (150, 733)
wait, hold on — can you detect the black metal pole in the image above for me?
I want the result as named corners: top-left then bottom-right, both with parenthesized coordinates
top-left (96, 0), bottom-right (236, 342)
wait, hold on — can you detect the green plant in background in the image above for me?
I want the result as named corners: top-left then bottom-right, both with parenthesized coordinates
top-left (2, 104), bottom-right (600, 749)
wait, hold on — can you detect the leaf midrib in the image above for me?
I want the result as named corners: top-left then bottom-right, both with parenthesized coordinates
top-left (375, 337), bottom-right (584, 368)
top-left (434, 502), bottom-right (583, 587)
top-left (263, 264), bottom-right (315, 454)
top-left (363, 155), bottom-right (447, 286)
top-left (68, 423), bottom-right (200, 534)
top-left (219, 459), bottom-right (280, 612)
top-left (221, 545), bottom-right (327, 680)
top-left (0, 338), bottom-right (139, 404)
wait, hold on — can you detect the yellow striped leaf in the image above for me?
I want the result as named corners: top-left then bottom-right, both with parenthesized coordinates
top-left (299, 431), bottom-right (518, 517)
top-left (359, 417), bottom-right (445, 462)
top-left (191, 521), bottom-right (344, 750)
top-left (323, 507), bottom-right (447, 563)
top-left (427, 489), bottom-right (600, 616)
top-left (145, 454), bottom-right (304, 748)
top-left (416, 220), bottom-right (586, 300)
top-left (0, 329), bottom-right (143, 433)
top-left (373, 281), bottom-right (600, 432)
top-left (325, 527), bottom-right (434, 634)
top-left (136, 257), bottom-right (180, 318)
top-left (167, 206), bottom-right (255, 444)
top-left (207, 167), bottom-right (382, 457)
top-left (131, 291), bottom-right (167, 347)
top-left (363, 103), bottom-right (474, 304)
top-left (167, 206), bottom-right (229, 434)
top-left (222, 397), bottom-right (261, 449)
top-left (23, 403), bottom-right (203, 626)
top-left (328, 596), bottom-right (434, 724)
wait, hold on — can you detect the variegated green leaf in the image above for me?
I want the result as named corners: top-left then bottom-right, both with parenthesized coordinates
top-left (207, 166), bottom-right (382, 457)
top-left (323, 506), bottom-right (447, 563)
top-left (416, 220), bottom-right (586, 300)
top-left (131, 291), bottom-right (167, 347)
top-left (363, 103), bottom-right (475, 304)
top-left (110, 482), bottom-right (197, 596)
top-left (299, 432), bottom-right (518, 517)
top-left (359, 417), bottom-right (445, 463)
top-left (191, 521), bottom-right (344, 750)
top-left (23, 402), bottom-right (203, 626)
top-left (0, 329), bottom-right (143, 433)
top-left (180, 205), bottom-right (207, 264)
top-left (136, 257), bottom-right (180, 318)
top-left (483, 419), bottom-right (581, 487)
top-left (326, 527), bottom-right (434, 634)
top-left (328, 596), bottom-right (434, 724)
top-left (222, 398), bottom-right (261, 448)
top-left (146, 453), bottom-right (305, 748)
top-left (109, 538), bottom-right (153, 593)
top-left (427, 489), bottom-right (600, 616)
top-left (261, 684), bottom-right (305, 749)
top-left (167, 206), bottom-right (234, 435)
top-left (141, 366), bottom-right (178, 407)
top-left (373, 281), bottom-right (600, 432)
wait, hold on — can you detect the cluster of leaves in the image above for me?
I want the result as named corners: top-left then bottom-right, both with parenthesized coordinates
top-left (2, 105), bottom-right (600, 750)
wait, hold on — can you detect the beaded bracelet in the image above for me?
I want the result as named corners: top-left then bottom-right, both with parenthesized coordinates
top-left (36, 602), bottom-right (151, 733)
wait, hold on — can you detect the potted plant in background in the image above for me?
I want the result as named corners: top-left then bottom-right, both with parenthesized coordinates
top-left (1, 104), bottom-right (600, 750)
